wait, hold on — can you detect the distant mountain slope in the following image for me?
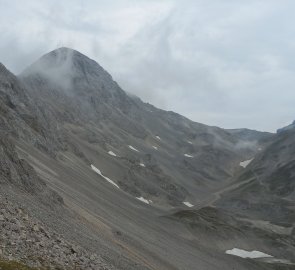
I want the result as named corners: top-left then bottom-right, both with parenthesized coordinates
top-left (0, 48), bottom-right (285, 270)
top-left (277, 120), bottom-right (295, 133)
top-left (19, 47), bottom-right (271, 207)
top-left (226, 128), bottom-right (273, 145)
top-left (216, 125), bottom-right (295, 226)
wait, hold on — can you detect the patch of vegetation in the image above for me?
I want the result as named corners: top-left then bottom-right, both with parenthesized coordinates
top-left (0, 259), bottom-right (42, 270)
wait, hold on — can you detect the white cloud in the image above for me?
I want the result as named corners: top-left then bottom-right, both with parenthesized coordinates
top-left (0, 0), bottom-right (295, 131)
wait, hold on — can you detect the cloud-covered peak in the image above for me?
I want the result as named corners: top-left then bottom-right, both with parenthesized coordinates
top-left (22, 47), bottom-right (91, 77)
top-left (1, 0), bottom-right (295, 131)
top-left (20, 47), bottom-right (115, 93)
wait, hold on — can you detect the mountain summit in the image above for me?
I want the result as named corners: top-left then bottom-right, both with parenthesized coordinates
top-left (22, 47), bottom-right (107, 78)
top-left (21, 47), bottom-right (115, 93)
top-left (21, 47), bottom-right (132, 121)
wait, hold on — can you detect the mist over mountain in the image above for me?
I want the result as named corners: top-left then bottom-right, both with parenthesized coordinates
top-left (0, 48), bottom-right (294, 269)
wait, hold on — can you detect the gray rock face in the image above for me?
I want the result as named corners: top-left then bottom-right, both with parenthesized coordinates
top-left (1, 48), bottom-right (291, 270)
top-left (0, 62), bottom-right (64, 157)
top-left (216, 127), bottom-right (295, 225)
top-left (0, 135), bottom-right (62, 206)
top-left (18, 47), bottom-right (271, 206)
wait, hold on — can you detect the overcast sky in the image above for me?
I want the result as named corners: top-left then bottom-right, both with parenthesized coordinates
top-left (0, 0), bottom-right (294, 132)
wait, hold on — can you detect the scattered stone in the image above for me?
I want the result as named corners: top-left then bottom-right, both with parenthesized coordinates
top-left (0, 197), bottom-right (108, 269)
top-left (32, 224), bottom-right (39, 232)
top-left (90, 254), bottom-right (96, 261)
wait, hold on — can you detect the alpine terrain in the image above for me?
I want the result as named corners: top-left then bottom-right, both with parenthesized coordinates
top-left (0, 47), bottom-right (294, 269)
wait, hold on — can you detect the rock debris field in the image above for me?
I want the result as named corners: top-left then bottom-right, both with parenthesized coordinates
top-left (0, 195), bottom-right (111, 270)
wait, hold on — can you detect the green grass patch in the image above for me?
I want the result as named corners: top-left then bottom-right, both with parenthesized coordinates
top-left (0, 259), bottom-right (41, 270)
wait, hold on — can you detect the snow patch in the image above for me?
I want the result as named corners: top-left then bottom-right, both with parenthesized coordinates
top-left (140, 163), bottom-right (145, 167)
top-left (156, 136), bottom-right (161, 140)
top-left (91, 164), bottom-right (119, 189)
top-left (136, 197), bottom-right (150, 204)
top-left (108, 151), bottom-right (117, 157)
top-left (152, 146), bottom-right (158, 150)
top-left (240, 158), bottom-right (253, 168)
top-left (184, 154), bottom-right (194, 158)
top-left (226, 248), bottom-right (273, 259)
top-left (183, 201), bottom-right (194, 207)
top-left (128, 145), bottom-right (139, 152)
top-left (187, 141), bottom-right (193, 144)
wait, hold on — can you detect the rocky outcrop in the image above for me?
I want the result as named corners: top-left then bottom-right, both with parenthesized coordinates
top-left (0, 135), bottom-right (63, 206)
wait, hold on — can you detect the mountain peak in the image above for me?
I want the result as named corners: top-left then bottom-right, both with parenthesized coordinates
top-left (46, 46), bottom-right (74, 55)
top-left (22, 47), bottom-right (84, 75)
top-left (53, 46), bottom-right (74, 53)
top-left (20, 47), bottom-right (113, 91)
top-left (38, 47), bottom-right (88, 66)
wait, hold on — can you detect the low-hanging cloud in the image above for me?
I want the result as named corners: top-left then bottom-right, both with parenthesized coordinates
top-left (22, 47), bottom-right (75, 91)
top-left (0, 0), bottom-right (295, 132)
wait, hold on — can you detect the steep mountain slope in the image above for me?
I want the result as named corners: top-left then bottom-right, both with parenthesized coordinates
top-left (0, 63), bottom-right (118, 269)
top-left (163, 125), bottom-right (295, 267)
top-left (0, 63), bottom-right (63, 156)
top-left (0, 48), bottom-right (288, 270)
top-left (19, 47), bottom-right (270, 207)
top-left (216, 125), bottom-right (295, 225)
top-left (0, 63), bottom-right (62, 202)
top-left (212, 123), bottom-right (295, 266)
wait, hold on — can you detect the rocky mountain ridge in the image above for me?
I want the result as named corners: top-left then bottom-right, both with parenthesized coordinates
top-left (216, 125), bottom-right (295, 225)
top-left (0, 48), bottom-right (293, 270)
top-left (18, 47), bottom-right (272, 207)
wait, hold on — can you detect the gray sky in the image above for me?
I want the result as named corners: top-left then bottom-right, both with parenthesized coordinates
top-left (0, 0), bottom-right (294, 132)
